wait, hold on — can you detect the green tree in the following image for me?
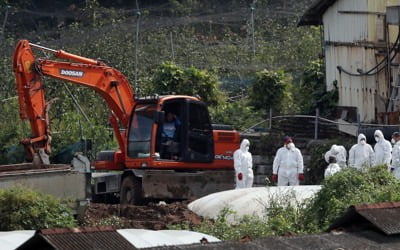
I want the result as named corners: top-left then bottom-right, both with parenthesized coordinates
top-left (249, 69), bottom-right (290, 113)
top-left (295, 60), bottom-right (338, 116)
top-left (0, 187), bottom-right (76, 230)
top-left (150, 61), bottom-right (225, 106)
top-left (209, 98), bottom-right (265, 130)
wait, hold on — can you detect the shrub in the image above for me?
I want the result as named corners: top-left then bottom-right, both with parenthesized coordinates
top-left (249, 70), bottom-right (291, 113)
top-left (303, 166), bottom-right (400, 231)
top-left (0, 187), bottom-right (76, 230)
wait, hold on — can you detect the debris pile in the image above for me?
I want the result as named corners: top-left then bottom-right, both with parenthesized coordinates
top-left (82, 202), bottom-right (203, 230)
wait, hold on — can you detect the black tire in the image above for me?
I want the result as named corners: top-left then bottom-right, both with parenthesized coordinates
top-left (120, 176), bottom-right (142, 205)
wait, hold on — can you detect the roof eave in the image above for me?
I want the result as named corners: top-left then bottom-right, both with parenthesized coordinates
top-left (298, 0), bottom-right (338, 26)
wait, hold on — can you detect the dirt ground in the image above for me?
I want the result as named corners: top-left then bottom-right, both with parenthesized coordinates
top-left (81, 201), bottom-right (204, 230)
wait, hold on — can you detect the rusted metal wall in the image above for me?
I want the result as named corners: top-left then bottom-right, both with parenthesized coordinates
top-left (323, 0), bottom-right (400, 122)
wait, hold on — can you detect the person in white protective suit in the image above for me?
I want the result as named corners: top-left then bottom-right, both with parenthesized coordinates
top-left (272, 136), bottom-right (304, 186)
top-left (373, 129), bottom-right (392, 166)
top-left (324, 156), bottom-right (341, 178)
top-left (348, 133), bottom-right (375, 170)
top-left (390, 132), bottom-right (400, 179)
top-left (324, 144), bottom-right (347, 168)
top-left (233, 139), bottom-right (254, 189)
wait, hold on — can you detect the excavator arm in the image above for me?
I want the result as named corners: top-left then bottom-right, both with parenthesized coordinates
top-left (13, 40), bottom-right (135, 164)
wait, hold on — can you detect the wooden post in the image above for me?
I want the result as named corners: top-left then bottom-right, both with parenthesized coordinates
top-left (314, 108), bottom-right (319, 140)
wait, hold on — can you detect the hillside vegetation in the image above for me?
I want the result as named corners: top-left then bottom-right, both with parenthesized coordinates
top-left (0, 0), bottom-right (329, 163)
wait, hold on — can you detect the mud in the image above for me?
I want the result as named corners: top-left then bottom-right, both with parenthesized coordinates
top-left (82, 201), bottom-right (203, 230)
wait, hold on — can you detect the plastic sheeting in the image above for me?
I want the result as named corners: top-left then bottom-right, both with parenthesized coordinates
top-left (188, 186), bottom-right (322, 223)
top-left (0, 230), bottom-right (35, 250)
top-left (117, 229), bottom-right (220, 248)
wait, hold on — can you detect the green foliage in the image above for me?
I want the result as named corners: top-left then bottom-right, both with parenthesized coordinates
top-left (169, 208), bottom-right (273, 240)
top-left (295, 60), bottom-right (338, 116)
top-left (209, 98), bottom-right (265, 130)
top-left (249, 70), bottom-right (291, 113)
top-left (303, 166), bottom-right (400, 231)
top-left (0, 187), bottom-right (76, 230)
top-left (50, 110), bottom-right (117, 158)
top-left (151, 61), bottom-right (225, 106)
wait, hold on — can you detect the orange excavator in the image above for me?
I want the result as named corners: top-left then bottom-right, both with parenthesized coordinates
top-left (13, 40), bottom-right (240, 204)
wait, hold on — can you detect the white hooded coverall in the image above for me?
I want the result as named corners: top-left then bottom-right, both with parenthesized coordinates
top-left (233, 139), bottom-right (254, 189)
top-left (324, 162), bottom-right (341, 178)
top-left (348, 134), bottom-right (375, 170)
top-left (373, 130), bottom-right (392, 166)
top-left (324, 145), bottom-right (347, 168)
top-left (391, 140), bottom-right (400, 179)
top-left (273, 143), bottom-right (304, 186)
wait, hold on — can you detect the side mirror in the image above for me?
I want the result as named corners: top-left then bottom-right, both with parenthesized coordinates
top-left (154, 110), bottom-right (165, 124)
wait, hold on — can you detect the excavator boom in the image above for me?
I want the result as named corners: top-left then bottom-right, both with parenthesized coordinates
top-left (13, 40), bottom-right (135, 163)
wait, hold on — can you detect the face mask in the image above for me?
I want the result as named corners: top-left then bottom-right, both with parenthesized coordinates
top-left (360, 140), bottom-right (366, 145)
top-left (392, 139), bottom-right (396, 144)
top-left (375, 136), bottom-right (379, 142)
top-left (288, 142), bottom-right (295, 149)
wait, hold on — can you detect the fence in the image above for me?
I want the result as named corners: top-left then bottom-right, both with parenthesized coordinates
top-left (243, 108), bottom-right (400, 141)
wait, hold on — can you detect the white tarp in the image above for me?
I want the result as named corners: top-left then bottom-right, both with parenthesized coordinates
top-left (117, 229), bottom-right (220, 248)
top-left (188, 186), bottom-right (322, 223)
top-left (0, 230), bottom-right (35, 250)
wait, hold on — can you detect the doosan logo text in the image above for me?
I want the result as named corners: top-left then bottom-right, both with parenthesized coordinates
top-left (60, 69), bottom-right (84, 77)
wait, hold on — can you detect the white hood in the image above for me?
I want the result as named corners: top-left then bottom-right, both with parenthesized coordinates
top-left (358, 133), bottom-right (366, 144)
top-left (374, 130), bottom-right (384, 143)
top-left (240, 139), bottom-right (250, 153)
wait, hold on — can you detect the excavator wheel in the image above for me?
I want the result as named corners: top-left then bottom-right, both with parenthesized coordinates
top-left (120, 175), bottom-right (142, 205)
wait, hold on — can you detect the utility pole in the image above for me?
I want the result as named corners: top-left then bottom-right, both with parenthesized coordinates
top-left (170, 31), bottom-right (175, 62)
top-left (250, 1), bottom-right (256, 57)
top-left (1, 5), bottom-right (10, 44)
top-left (134, 0), bottom-right (141, 95)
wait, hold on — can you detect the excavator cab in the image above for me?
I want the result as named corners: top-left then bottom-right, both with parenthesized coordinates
top-left (127, 97), bottom-right (215, 164)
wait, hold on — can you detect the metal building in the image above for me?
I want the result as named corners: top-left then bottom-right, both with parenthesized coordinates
top-left (300, 0), bottom-right (400, 123)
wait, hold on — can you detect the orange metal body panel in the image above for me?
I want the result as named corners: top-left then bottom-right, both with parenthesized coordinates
top-left (13, 40), bottom-right (134, 162)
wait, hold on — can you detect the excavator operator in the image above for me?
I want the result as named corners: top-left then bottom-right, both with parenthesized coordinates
top-left (160, 112), bottom-right (181, 160)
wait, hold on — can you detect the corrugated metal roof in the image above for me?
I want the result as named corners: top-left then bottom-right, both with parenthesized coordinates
top-left (298, 0), bottom-right (337, 26)
top-left (329, 201), bottom-right (400, 235)
top-left (17, 226), bottom-right (136, 250)
top-left (141, 230), bottom-right (400, 249)
top-left (0, 230), bottom-right (35, 250)
top-left (13, 228), bottom-right (220, 249)
top-left (355, 202), bottom-right (400, 235)
top-left (117, 229), bottom-right (220, 248)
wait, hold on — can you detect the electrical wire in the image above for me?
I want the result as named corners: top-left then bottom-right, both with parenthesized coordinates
top-left (337, 28), bottom-right (400, 77)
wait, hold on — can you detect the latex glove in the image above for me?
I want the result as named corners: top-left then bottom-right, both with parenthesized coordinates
top-left (298, 173), bottom-right (304, 181)
top-left (271, 174), bottom-right (277, 183)
top-left (237, 172), bottom-right (243, 181)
